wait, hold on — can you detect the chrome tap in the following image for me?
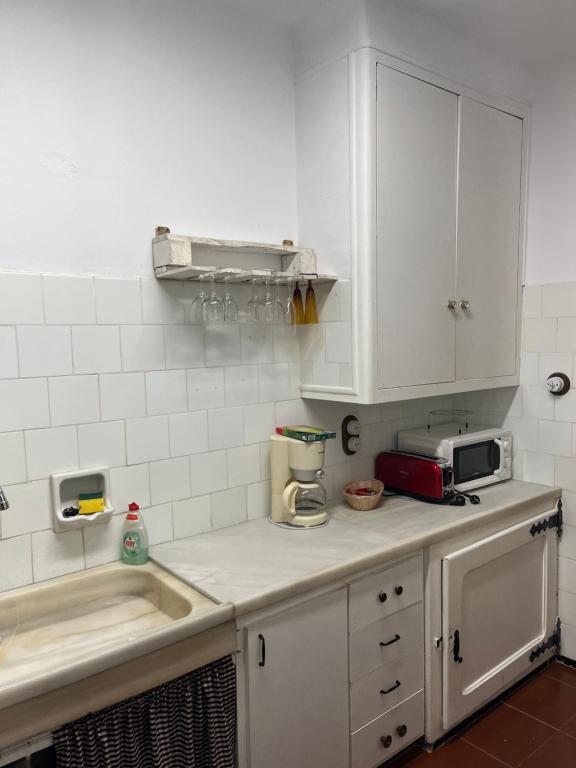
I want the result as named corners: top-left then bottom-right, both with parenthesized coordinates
top-left (0, 487), bottom-right (9, 511)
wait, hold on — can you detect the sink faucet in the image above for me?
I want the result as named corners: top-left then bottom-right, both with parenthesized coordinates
top-left (0, 487), bottom-right (9, 511)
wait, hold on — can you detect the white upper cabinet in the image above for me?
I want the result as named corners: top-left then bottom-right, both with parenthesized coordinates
top-left (455, 98), bottom-right (523, 381)
top-left (376, 66), bottom-right (458, 389)
top-left (296, 49), bottom-right (527, 404)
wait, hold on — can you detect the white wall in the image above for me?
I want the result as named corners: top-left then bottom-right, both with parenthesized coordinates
top-left (294, 0), bottom-right (532, 104)
top-left (526, 62), bottom-right (576, 285)
top-left (0, 0), bottom-right (297, 277)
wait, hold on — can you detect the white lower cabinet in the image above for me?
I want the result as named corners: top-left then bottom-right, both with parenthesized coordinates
top-left (241, 588), bottom-right (349, 768)
top-left (441, 510), bottom-right (558, 730)
top-left (239, 502), bottom-right (560, 766)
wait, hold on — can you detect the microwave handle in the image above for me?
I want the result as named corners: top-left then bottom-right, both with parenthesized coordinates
top-left (493, 438), bottom-right (505, 476)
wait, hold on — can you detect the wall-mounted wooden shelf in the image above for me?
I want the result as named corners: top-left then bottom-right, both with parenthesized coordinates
top-left (152, 233), bottom-right (337, 284)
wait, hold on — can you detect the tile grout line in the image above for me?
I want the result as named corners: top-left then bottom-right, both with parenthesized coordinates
top-left (456, 737), bottom-right (513, 767)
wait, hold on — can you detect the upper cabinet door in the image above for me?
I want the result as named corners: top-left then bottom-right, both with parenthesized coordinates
top-left (376, 65), bottom-right (458, 389)
top-left (456, 98), bottom-right (523, 380)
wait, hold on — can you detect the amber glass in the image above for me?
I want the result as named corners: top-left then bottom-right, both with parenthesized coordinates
top-left (293, 282), bottom-right (305, 324)
top-left (304, 280), bottom-right (319, 324)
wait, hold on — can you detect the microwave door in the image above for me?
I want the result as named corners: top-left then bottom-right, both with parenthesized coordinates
top-left (452, 440), bottom-right (500, 487)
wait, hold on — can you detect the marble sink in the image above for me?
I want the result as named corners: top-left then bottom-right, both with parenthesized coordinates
top-left (0, 561), bottom-right (231, 710)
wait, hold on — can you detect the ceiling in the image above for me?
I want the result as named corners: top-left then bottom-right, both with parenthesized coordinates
top-left (227, 0), bottom-right (576, 75)
top-left (379, 0), bottom-right (576, 74)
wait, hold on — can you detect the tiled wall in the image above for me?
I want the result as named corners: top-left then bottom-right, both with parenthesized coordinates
top-left (457, 283), bottom-right (576, 660)
top-left (0, 270), bottom-right (458, 594)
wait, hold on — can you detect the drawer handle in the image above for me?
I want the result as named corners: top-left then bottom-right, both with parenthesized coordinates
top-left (380, 634), bottom-right (401, 647)
top-left (378, 591), bottom-right (388, 603)
top-left (380, 680), bottom-right (401, 695)
top-left (397, 724), bottom-right (408, 738)
top-left (394, 585), bottom-right (403, 596)
top-left (380, 735), bottom-right (392, 748)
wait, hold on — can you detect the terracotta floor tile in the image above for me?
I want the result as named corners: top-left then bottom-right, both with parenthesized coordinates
top-left (462, 703), bottom-right (555, 767)
top-left (544, 661), bottom-right (576, 689)
top-left (385, 738), bottom-right (506, 767)
top-left (506, 673), bottom-right (576, 727)
top-left (518, 732), bottom-right (576, 767)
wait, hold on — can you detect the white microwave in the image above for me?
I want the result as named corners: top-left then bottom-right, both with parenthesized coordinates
top-left (397, 423), bottom-right (512, 492)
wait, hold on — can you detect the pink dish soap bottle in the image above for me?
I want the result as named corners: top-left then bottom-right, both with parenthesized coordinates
top-left (121, 502), bottom-right (149, 565)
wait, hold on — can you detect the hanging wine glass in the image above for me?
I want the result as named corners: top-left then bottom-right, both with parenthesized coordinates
top-left (189, 272), bottom-right (212, 324)
top-left (284, 276), bottom-right (295, 325)
top-left (246, 277), bottom-right (263, 322)
top-left (222, 274), bottom-right (238, 322)
top-left (202, 271), bottom-right (225, 323)
top-left (261, 271), bottom-right (282, 323)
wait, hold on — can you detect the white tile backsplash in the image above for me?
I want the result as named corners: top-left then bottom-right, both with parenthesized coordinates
top-left (0, 274), bottom-right (43, 325)
top-left (32, 529), bottom-right (85, 582)
top-left (189, 450), bottom-right (228, 496)
top-left (187, 367), bottom-right (225, 411)
top-left (522, 318), bottom-right (557, 352)
top-left (0, 535), bottom-right (33, 591)
top-left (141, 504), bottom-right (173, 545)
top-left (0, 327), bottom-right (19, 379)
top-left (95, 278), bottom-right (142, 324)
top-left (243, 402), bottom-right (275, 444)
top-left (1, 480), bottom-right (51, 537)
top-left (173, 496), bottom-right (212, 539)
top-left (227, 444), bottom-right (261, 487)
top-left (17, 326), bottom-right (73, 377)
top-left (100, 372), bottom-right (147, 421)
top-left (208, 406), bottom-right (244, 450)
top-left (72, 326), bottom-right (121, 374)
top-left (0, 379), bottom-right (50, 432)
top-left (120, 325), bottom-right (165, 372)
top-left (211, 486), bottom-right (247, 530)
top-left (141, 279), bottom-right (185, 325)
top-left (78, 420), bottom-right (126, 469)
top-left (165, 325), bottom-right (204, 369)
top-left (48, 375), bottom-right (101, 426)
top-left (110, 463), bottom-right (150, 512)
top-left (125, 416), bottom-right (170, 464)
top-left (150, 457), bottom-right (191, 504)
top-left (25, 427), bottom-right (79, 481)
top-left (0, 432), bottom-right (27, 485)
top-left (168, 411), bottom-right (208, 457)
top-left (146, 370), bottom-right (187, 415)
top-left (225, 365), bottom-right (259, 406)
top-left (43, 276), bottom-right (96, 325)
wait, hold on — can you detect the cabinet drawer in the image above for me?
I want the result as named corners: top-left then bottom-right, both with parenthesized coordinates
top-left (349, 602), bottom-right (423, 681)
top-left (349, 554), bottom-right (423, 631)
top-left (350, 651), bottom-right (424, 732)
top-left (351, 691), bottom-right (424, 768)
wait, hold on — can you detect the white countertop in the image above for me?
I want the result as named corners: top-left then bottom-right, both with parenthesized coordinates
top-left (151, 480), bottom-right (560, 616)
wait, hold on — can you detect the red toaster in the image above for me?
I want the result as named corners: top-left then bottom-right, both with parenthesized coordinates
top-left (375, 451), bottom-right (454, 503)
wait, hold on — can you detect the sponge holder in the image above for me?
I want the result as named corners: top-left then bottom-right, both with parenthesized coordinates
top-left (51, 467), bottom-right (114, 531)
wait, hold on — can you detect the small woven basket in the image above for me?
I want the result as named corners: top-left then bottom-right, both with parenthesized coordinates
top-left (343, 479), bottom-right (384, 511)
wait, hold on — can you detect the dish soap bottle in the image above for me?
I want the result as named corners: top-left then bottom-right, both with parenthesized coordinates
top-left (121, 502), bottom-right (149, 565)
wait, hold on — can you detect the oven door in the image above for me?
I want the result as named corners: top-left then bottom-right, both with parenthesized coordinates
top-left (452, 439), bottom-right (505, 491)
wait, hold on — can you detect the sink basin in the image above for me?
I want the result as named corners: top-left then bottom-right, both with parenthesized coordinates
top-left (0, 562), bottom-right (219, 696)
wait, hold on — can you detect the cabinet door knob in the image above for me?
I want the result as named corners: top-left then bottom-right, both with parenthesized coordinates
top-left (378, 591), bottom-right (388, 603)
top-left (394, 585), bottom-right (403, 596)
top-left (447, 299), bottom-right (458, 310)
top-left (380, 735), bottom-right (392, 748)
top-left (460, 299), bottom-right (471, 310)
top-left (397, 724), bottom-right (408, 738)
